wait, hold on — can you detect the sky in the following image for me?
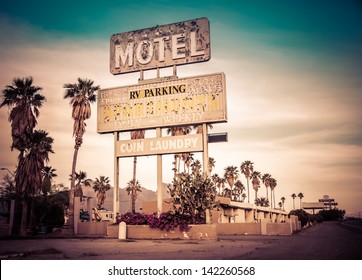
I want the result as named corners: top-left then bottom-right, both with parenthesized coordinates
top-left (0, 0), bottom-right (361, 215)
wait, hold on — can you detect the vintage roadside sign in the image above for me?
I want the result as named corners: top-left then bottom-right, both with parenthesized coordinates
top-left (110, 17), bottom-right (210, 74)
top-left (116, 134), bottom-right (203, 157)
top-left (97, 72), bottom-right (227, 133)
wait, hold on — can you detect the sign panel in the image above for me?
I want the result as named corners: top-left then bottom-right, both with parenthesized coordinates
top-left (97, 72), bottom-right (227, 133)
top-left (116, 134), bottom-right (203, 157)
top-left (110, 17), bottom-right (210, 74)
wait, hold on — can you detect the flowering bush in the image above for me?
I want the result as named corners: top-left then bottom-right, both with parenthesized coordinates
top-left (116, 211), bottom-right (205, 232)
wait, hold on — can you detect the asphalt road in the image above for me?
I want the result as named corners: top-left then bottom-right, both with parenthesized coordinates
top-left (0, 221), bottom-right (361, 260)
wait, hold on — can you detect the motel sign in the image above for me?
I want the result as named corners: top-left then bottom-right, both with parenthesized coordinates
top-left (97, 72), bottom-right (227, 133)
top-left (110, 17), bottom-right (210, 74)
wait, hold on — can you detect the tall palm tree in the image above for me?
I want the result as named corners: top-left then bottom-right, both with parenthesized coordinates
top-left (64, 78), bottom-right (100, 235)
top-left (1, 77), bottom-right (46, 236)
top-left (223, 166), bottom-right (239, 200)
top-left (251, 171), bottom-right (261, 202)
top-left (93, 176), bottom-right (111, 209)
top-left (1, 77), bottom-right (45, 151)
top-left (261, 173), bottom-right (272, 205)
top-left (72, 171), bottom-right (92, 202)
top-left (291, 193), bottom-right (297, 210)
top-left (269, 177), bottom-right (277, 209)
top-left (211, 174), bottom-right (221, 195)
top-left (15, 130), bottom-right (54, 236)
top-left (298, 192), bottom-right (304, 209)
top-left (240, 160), bottom-right (254, 203)
top-left (126, 179), bottom-right (142, 213)
top-left (234, 180), bottom-right (245, 202)
top-left (280, 196), bottom-right (286, 211)
top-left (41, 166), bottom-right (57, 197)
top-left (208, 157), bottom-right (216, 174)
top-left (130, 130), bottom-right (145, 210)
top-left (166, 126), bottom-right (192, 174)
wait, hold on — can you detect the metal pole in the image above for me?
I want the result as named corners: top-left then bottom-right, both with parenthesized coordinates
top-left (113, 132), bottom-right (120, 221)
top-left (156, 128), bottom-right (163, 216)
top-left (202, 123), bottom-right (209, 177)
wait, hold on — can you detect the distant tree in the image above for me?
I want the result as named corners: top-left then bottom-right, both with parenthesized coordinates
top-left (251, 171), bottom-right (261, 201)
top-left (261, 173), bottom-right (272, 204)
top-left (126, 179), bottom-right (142, 213)
top-left (280, 197), bottom-right (286, 211)
top-left (93, 176), bottom-right (111, 209)
top-left (224, 166), bottom-right (239, 199)
top-left (298, 192), bottom-right (304, 209)
top-left (269, 177), bottom-right (277, 209)
top-left (240, 160), bottom-right (254, 203)
top-left (291, 193), bottom-right (297, 210)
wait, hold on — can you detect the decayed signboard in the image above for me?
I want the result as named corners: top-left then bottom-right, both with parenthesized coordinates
top-left (116, 134), bottom-right (203, 157)
top-left (97, 72), bottom-right (227, 133)
top-left (110, 17), bottom-right (210, 74)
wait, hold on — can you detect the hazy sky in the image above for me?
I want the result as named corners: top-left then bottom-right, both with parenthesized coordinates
top-left (1, 0), bottom-right (361, 214)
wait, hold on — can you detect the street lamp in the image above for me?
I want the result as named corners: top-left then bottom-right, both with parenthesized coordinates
top-left (0, 167), bottom-right (15, 177)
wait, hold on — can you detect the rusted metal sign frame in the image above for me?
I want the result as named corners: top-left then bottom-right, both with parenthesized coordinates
top-left (97, 72), bottom-right (227, 134)
top-left (110, 17), bottom-right (210, 74)
top-left (116, 134), bottom-right (203, 158)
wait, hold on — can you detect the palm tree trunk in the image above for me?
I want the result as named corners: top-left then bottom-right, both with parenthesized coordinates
top-left (247, 179), bottom-right (250, 203)
top-left (132, 156), bottom-right (137, 213)
top-left (293, 199), bottom-right (295, 210)
top-left (68, 142), bottom-right (80, 235)
top-left (273, 191), bottom-right (276, 210)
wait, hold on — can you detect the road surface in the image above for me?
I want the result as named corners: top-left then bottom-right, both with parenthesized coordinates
top-left (0, 221), bottom-right (361, 260)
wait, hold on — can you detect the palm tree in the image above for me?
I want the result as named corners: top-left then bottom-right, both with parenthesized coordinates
top-left (1, 77), bottom-right (46, 236)
top-left (223, 166), bottom-right (239, 200)
top-left (15, 130), bottom-right (54, 236)
top-left (291, 193), bottom-right (297, 210)
top-left (240, 160), bottom-right (254, 203)
top-left (193, 124), bottom-right (213, 135)
top-left (130, 130), bottom-right (145, 209)
top-left (211, 174), bottom-right (221, 195)
top-left (41, 166), bottom-right (57, 197)
top-left (208, 157), bottom-right (216, 174)
top-left (280, 196), bottom-right (286, 211)
top-left (261, 173), bottom-right (271, 204)
top-left (64, 78), bottom-right (100, 234)
top-left (166, 126), bottom-right (192, 174)
top-left (234, 180), bottom-right (245, 202)
top-left (92, 176), bottom-right (111, 209)
top-left (269, 177), bottom-right (277, 209)
top-left (298, 192), bottom-right (304, 209)
top-left (72, 171), bottom-right (92, 202)
top-left (251, 171), bottom-right (261, 202)
top-left (126, 179), bottom-right (142, 213)
top-left (1, 77), bottom-right (45, 151)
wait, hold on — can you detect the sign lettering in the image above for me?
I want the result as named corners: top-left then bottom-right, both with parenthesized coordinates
top-left (116, 134), bottom-right (203, 157)
top-left (110, 18), bottom-right (210, 74)
top-left (97, 72), bottom-right (227, 133)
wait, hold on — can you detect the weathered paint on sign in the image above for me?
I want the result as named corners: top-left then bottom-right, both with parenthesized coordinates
top-left (116, 134), bottom-right (203, 157)
top-left (97, 72), bottom-right (227, 133)
top-left (110, 17), bottom-right (210, 74)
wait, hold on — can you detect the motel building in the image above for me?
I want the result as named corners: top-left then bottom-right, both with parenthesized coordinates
top-left (75, 192), bottom-right (300, 239)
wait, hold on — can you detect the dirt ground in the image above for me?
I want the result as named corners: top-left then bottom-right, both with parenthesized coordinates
top-left (0, 221), bottom-right (361, 260)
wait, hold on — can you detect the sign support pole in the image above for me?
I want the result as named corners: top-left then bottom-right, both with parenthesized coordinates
top-left (156, 127), bottom-right (163, 216)
top-left (202, 123), bottom-right (209, 177)
top-left (113, 132), bottom-right (120, 220)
